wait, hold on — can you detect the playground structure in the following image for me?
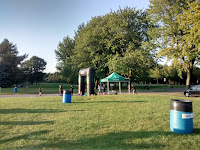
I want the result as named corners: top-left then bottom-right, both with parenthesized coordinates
top-left (78, 67), bottom-right (95, 96)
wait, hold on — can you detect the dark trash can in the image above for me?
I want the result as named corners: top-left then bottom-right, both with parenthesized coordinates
top-left (62, 90), bottom-right (71, 103)
top-left (170, 99), bottom-right (193, 134)
top-left (14, 87), bottom-right (17, 93)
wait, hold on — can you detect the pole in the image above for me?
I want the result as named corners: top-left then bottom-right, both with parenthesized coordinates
top-left (164, 78), bottom-right (166, 91)
top-left (119, 82), bottom-right (121, 94)
top-left (107, 81), bottom-right (109, 95)
top-left (78, 75), bottom-right (81, 95)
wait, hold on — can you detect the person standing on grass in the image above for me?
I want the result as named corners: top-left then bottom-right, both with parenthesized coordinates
top-left (98, 84), bottom-right (102, 95)
top-left (131, 85), bottom-right (137, 95)
top-left (61, 85), bottom-right (63, 95)
top-left (70, 85), bottom-right (73, 95)
top-left (59, 85), bottom-right (63, 96)
top-left (39, 86), bottom-right (43, 96)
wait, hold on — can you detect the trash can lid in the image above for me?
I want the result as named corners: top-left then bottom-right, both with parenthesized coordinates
top-left (63, 90), bottom-right (71, 94)
top-left (170, 99), bottom-right (192, 112)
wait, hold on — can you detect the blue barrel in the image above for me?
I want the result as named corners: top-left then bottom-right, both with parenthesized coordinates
top-left (170, 99), bottom-right (193, 134)
top-left (62, 90), bottom-right (71, 103)
top-left (14, 87), bottom-right (17, 93)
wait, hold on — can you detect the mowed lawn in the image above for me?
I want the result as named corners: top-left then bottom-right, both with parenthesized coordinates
top-left (0, 83), bottom-right (78, 94)
top-left (0, 95), bottom-right (200, 149)
top-left (0, 83), bottom-right (185, 94)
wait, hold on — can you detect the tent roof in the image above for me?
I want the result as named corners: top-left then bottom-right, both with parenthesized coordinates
top-left (101, 72), bottom-right (130, 82)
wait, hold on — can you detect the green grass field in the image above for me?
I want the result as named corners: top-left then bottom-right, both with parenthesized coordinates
top-left (0, 95), bottom-right (200, 149)
top-left (0, 83), bottom-right (185, 95)
top-left (0, 83), bottom-right (79, 94)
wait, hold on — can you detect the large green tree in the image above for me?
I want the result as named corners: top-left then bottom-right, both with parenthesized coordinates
top-left (0, 60), bottom-right (10, 87)
top-left (21, 56), bottom-right (47, 84)
top-left (0, 39), bottom-right (27, 86)
top-left (109, 49), bottom-right (154, 82)
top-left (72, 7), bottom-right (153, 82)
top-left (55, 36), bottom-right (77, 83)
top-left (177, 0), bottom-right (200, 86)
top-left (147, 0), bottom-right (200, 88)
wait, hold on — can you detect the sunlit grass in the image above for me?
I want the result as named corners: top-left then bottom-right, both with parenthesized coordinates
top-left (0, 95), bottom-right (200, 149)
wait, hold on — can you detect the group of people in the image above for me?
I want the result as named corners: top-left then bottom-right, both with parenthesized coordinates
top-left (97, 84), bottom-right (106, 95)
top-left (58, 85), bottom-right (74, 95)
top-left (38, 84), bottom-right (137, 96)
top-left (38, 85), bottom-right (74, 96)
top-left (97, 84), bottom-right (137, 95)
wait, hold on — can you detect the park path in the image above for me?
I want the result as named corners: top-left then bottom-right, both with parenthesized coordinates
top-left (0, 92), bottom-right (182, 98)
top-left (138, 87), bottom-right (186, 92)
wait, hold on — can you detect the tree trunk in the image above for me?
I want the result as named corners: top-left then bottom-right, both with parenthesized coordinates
top-left (128, 68), bottom-right (132, 79)
top-left (95, 79), bottom-right (98, 89)
top-left (186, 59), bottom-right (195, 89)
top-left (186, 70), bottom-right (191, 89)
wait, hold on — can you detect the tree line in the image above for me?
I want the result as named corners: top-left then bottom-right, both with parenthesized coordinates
top-left (0, 39), bottom-right (47, 87)
top-left (1, 0), bottom-right (199, 88)
top-left (55, 0), bottom-right (200, 88)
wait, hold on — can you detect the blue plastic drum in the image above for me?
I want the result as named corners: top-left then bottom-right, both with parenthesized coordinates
top-left (170, 99), bottom-right (193, 134)
top-left (62, 90), bottom-right (71, 103)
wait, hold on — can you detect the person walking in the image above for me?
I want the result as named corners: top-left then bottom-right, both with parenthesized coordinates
top-left (70, 85), bottom-right (74, 96)
top-left (39, 86), bottom-right (43, 96)
top-left (98, 84), bottom-right (102, 95)
top-left (102, 84), bottom-right (106, 95)
top-left (61, 85), bottom-right (63, 95)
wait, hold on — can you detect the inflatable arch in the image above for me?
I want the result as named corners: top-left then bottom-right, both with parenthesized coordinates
top-left (78, 67), bottom-right (95, 96)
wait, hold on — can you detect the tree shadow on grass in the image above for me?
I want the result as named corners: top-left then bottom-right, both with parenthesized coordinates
top-left (4, 129), bottom-right (200, 149)
top-left (16, 131), bottom-right (176, 149)
top-left (193, 128), bottom-right (200, 134)
top-left (0, 108), bottom-right (64, 114)
top-left (0, 130), bottom-right (50, 144)
top-left (0, 121), bottom-right (54, 125)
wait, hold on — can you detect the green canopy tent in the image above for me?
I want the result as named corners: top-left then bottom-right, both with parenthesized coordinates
top-left (100, 72), bottom-right (130, 95)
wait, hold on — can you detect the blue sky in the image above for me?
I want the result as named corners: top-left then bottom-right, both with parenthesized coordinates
top-left (0, 0), bottom-right (150, 73)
